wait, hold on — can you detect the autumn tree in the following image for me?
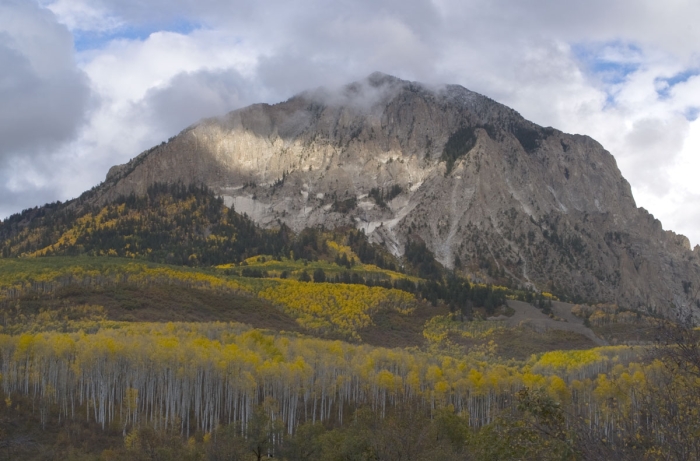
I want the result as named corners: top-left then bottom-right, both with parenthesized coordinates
top-left (646, 285), bottom-right (700, 461)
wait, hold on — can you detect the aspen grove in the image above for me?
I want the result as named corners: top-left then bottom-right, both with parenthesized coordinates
top-left (0, 320), bottom-right (693, 453)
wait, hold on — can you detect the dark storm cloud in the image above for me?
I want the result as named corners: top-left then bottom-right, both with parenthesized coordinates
top-left (0, 1), bottom-right (91, 160)
top-left (0, 181), bottom-right (64, 220)
top-left (0, 156), bottom-right (65, 219)
top-left (137, 68), bottom-right (258, 136)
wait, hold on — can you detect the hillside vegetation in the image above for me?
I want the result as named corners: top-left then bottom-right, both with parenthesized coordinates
top-left (0, 183), bottom-right (286, 265)
top-left (0, 184), bottom-right (513, 317)
top-left (0, 185), bottom-right (697, 460)
top-left (0, 314), bottom-right (697, 460)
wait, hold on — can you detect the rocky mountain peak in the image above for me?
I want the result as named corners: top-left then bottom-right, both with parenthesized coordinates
top-left (97, 73), bottom-right (700, 314)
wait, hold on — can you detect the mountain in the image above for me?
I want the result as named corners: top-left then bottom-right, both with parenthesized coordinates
top-left (30, 73), bottom-right (700, 312)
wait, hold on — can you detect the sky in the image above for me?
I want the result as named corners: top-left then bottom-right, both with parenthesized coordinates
top-left (1, 0), bottom-right (699, 247)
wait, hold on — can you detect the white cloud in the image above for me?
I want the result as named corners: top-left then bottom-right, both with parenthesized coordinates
top-left (645, 118), bottom-right (700, 247)
top-left (81, 29), bottom-right (257, 103)
top-left (2, 0), bottom-right (700, 246)
top-left (46, 29), bottom-right (261, 199)
top-left (43, 0), bottom-right (122, 33)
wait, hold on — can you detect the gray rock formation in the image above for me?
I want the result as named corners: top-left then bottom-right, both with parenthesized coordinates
top-left (99, 72), bottom-right (700, 314)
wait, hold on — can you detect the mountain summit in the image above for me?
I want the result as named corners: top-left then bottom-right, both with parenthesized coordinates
top-left (99, 73), bottom-right (699, 312)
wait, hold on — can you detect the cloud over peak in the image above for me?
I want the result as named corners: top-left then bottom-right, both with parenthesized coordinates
top-left (2, 0), bottom-right (699, 246)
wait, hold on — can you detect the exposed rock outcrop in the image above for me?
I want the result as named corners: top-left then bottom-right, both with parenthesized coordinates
top-left (98, 72), bottom-right (700, 314)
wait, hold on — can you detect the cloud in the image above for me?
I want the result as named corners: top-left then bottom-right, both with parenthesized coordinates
top-left (80, 28), bottom-right (257, 102)
top-left (668, 74), bottom-right (700, 113)
top-left (43, 0), bottom-right (123, 33)
top-left (66, 29), bottom-right (259, 183)
top-left (0, 0), bottom-right (91, 160)
top-left (2, 0), bottom-right (700, 247)
top-left (0, 154), bottom-right (67, 220)
top-left (138, 68), bottom-right (259, 136)
top-left (623, 117), bottom-right (689, 194)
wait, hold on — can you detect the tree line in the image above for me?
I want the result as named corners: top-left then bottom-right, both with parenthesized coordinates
top-left (0, 321), bottom-right (698, 459)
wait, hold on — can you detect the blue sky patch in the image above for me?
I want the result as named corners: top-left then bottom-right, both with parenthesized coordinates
top-left (572, 41), bottom-right (642, 85)
top-left (655, 69), bottom-right (699, 99)
top-left (73, 19), bottom-right (200, 52)
top-left (686, 107), bottom-right (700, 122)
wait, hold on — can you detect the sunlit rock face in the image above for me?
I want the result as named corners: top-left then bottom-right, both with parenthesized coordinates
top-left (100, 72), bottom-right (700, 314)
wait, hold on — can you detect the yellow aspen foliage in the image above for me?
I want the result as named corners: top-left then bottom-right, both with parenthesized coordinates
top-left (547, 375), bottom-right (571, 402)
top-left (0, 317), bottom-right (674, 443)
top-left (257, 280), bottom-right (415, 339)
top-left (0, 258), bottom-right (248, 305)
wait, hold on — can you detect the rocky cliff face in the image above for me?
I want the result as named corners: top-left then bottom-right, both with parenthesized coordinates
top-left (100, 72), bottom-right (700, 313)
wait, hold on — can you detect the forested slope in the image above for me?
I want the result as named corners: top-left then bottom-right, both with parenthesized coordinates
top-left (0, 184), bottom-right (696, 460)
top-left (0, 315), bottom-right (697, 460)
top-left (0, 184), bottom-right (512, 317)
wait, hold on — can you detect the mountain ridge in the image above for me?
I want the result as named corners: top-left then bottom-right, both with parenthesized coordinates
top-left (10, 72), bottom-right (700, 313)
